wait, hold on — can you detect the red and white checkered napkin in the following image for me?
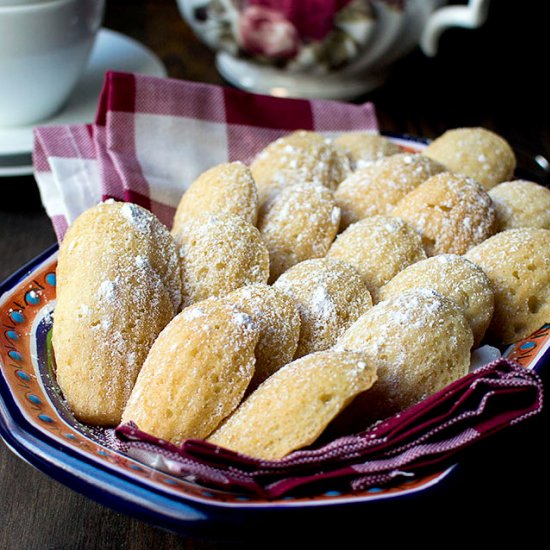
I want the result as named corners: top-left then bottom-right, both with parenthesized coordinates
top-left (33, 71), bottom-right (378, 242)
top-left (116, 359), bottom-right (543, 498)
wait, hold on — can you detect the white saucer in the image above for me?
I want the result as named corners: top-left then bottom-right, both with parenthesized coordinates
top-left (0, 28), bottom-right (166, 177)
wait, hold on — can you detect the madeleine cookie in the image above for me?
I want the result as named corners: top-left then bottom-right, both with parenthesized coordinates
top-left (250, 130), bottom-right (351, 206)
top-left (465, 228), bottom-right (550, 343)
top-left (333, 132), bottom-right (402, 169)
top-left (327, 216), bottom-right (426, 302)
top-left (488, 180), bottom-right (550, 231)
top-left (258, 183), bottom-right (340, 282)
top-left (173, 213), bottom-right (269, 306)
top-left (379, 254), bottom-right (494, 346)
top-left (423, 127), bottom-right (516, 190)
top-left (223, 283), bottom-right (301, 390)
top-left (122, 298), bottom-right (260, 443)
top-left (392, 172), bottom-right (498, 256)
top-left (335, 153), bottom-right (446, 229)
top-left (335, 288), bottom-right (473, 425)
top-left (53, 201), bottom-right (182, 426)
top-left (274, 258), bottom-right (372, 358)
top-left (172, 161), bottom-right (258, 231)
top-left (207, 350), bottom-right (377, 460)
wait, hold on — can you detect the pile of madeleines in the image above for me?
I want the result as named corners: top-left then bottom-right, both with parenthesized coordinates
top-left (53, 127), bottom-right (550, 460)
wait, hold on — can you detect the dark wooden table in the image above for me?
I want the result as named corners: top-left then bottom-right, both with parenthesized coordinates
top-left (1, 1), bottom-right (548, 548)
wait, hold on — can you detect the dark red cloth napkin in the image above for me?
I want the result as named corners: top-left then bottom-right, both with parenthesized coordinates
top-left (115, 358), bottom-right (543, 498)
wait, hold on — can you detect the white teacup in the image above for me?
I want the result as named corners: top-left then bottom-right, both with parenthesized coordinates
top-left (177, 0), bottom-right (491, 100)
top-left (0, 0), bottom-right (105, 127)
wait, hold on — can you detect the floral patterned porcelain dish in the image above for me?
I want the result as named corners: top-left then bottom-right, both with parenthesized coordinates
top-left (1, 232), bottom-right (548, 536)
top-left (176, 0), bottom-right (491, 99)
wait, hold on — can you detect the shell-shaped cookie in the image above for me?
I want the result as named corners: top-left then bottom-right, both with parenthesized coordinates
top-left (223, 283), bottom-right (301, 390)
top-left (53, 201), bottom-right (183, 426)
top-left (274, 258), bottom-right (372, 358)
top-left (173, 213), bottom-right (269, 307)
top-left (391, 172), bottom-right (498, 256)
top-left (250, 130), bottom-right (351, 206)
top-left (121, 298), bottom-right (260, 443)
top-left (379, 254), bottom-right (494, 347)
top-left (335, 153), bottom-right (446, 229)
top-left (465, 228), bottom-right (550, 344)
top-left (207, 350), bottom-right (377, 460)
top-left (335, 288), bottom-right (473, 426)
top-left (327, 215), bottom-right (427, 303)
top-left (333, 132), bottom-right (402, 170)
top-left (488, 180), bottom-right (550, 231)
top-left (423, 127), bottom-right (516, 190)
top-left (172, 161), bottom-right (258, 231)
top-left (258, 183), bottom-right (340, 282)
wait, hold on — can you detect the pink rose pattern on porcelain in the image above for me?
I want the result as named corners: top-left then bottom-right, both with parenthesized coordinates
top-left (246, 0), bottom-right (353, 42)
top-left (238, 6), bottom-right (300, 59)
top-left (189, 0), bottom-right (405, 70)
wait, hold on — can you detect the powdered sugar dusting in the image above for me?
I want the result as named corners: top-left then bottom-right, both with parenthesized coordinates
top-left (175, 212), bottom-right (269, 306)
top-left (183, 306), bottom-right (204, 321)
top-left (392, 172), bottom-right (497, 255)
top-left (335, 288), bottom-right (473, 421)
top-left (258, 183), bottom-right (340, 280)
top-left (53, 200), bottom-right (183, 423)
top-left (98, 279), bottom-right (117, 301)
top-left (231, 310), bottom-right (255, 330)
top-left (379, 252), bottom-right (494, 348)
top-left (251, 130), bottom-right (351, 206)
top-left (310, 284), bottom-right (336, 321)
top-left (78, 304), bottom-right (91, 317)
top-left (335, 153), bottom-right (445, 227)
top-left (275, 258), bottom-right (372, 357)
top-left (120, 203), bottom-right (152, 234)
top-left (331, 206), bottom-right (341, 226)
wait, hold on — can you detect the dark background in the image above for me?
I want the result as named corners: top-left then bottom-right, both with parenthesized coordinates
top-left (0, 1), bottom-right (548, 548)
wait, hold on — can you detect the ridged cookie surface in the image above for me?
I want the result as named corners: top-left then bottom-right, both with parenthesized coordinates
top-left (274, 258), bottom-right (372, 358)
top-left (465, 228), bottom-right (550, 343)
top-left (379, 254), bottom-right (494, 346)
top-left (423, 127), bottom-right (516, 190)
top-left (122, 298), bottom-right (260, 443)
top-left (335, 288), bottom-right (473, 426)
top-left (172, 161), bottom-right (258, 230)
top-left (173, 213), bottom-right (269, 306)
top-left (392, 172), bottom-right (497, 256)
top-left (223, 283), bottom-right (301, 390)
top-left (258, 183), bottom-right (340, 281)
top-left (250, 130), bottom-right (350, 206)
top-left (208, 350), bottom-right (377, 460)
top-left (53, 201), bottom-right (182, 426)
top-left (327, 216), bottom-right (426, 302)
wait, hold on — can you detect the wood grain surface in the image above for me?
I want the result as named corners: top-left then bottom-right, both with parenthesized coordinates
top-left (0, 1), bottom-right (548, 548)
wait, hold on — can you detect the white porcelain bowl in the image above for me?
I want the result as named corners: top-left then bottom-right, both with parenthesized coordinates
top-left (177, 0), bottom-right (490, 99)
top-left (0, 0), bottom-right (105, 127)
top-left (0, 0), bottom-right (53, 5)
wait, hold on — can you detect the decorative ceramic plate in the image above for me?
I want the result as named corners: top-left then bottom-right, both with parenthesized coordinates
top-left (2, 246), bottom-right (549, 534)
top-left (1, 136), bottom-right (548, 537)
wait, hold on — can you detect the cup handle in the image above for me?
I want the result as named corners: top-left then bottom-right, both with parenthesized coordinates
top-left (420, 0), bottom-right (491, 57)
